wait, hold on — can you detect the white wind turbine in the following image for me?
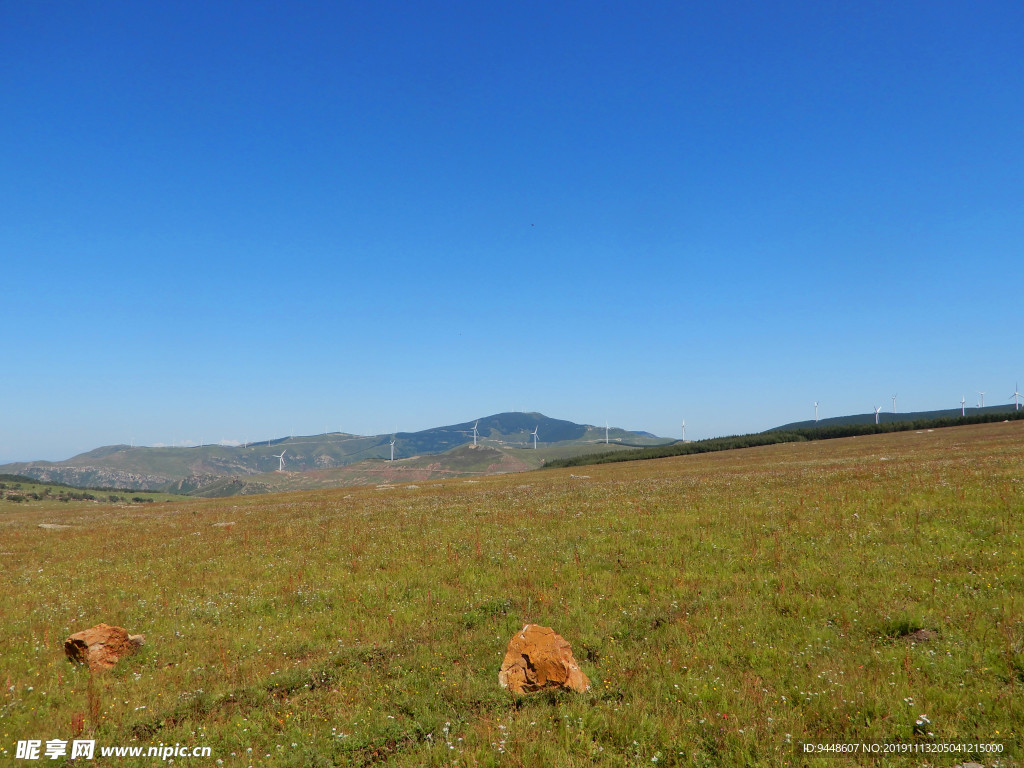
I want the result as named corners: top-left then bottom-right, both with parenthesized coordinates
top-left (605, 420), bottom-right (609, 445)
top-left (1012, 383), bottom-right (1022, 411)
top-left (813, 402), bottom-right (819, 423)
top-left (681, 420), bottom-right (686, 441)
top-left (891, 394), bottom-right (897, 413)
top-left (873, 406), bottom-right (882, 425)
top-left (977, 391), bottom-right (986, 408)
top-left (389, 437), bottom-right (396, 461)
top-left (471, 420), bottom-right (479, 447)
top-left (960, 396), bottom-right (966, 417)
top-left (531, 426), bottom-right (539, 449)
top-left (273, 450), bottom-right (286, 472)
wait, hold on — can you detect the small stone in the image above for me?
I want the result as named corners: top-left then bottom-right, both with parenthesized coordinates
top-left (64, 624), bottom-right (145, 670)
top-left (498, 624), bottom-right (590, 695)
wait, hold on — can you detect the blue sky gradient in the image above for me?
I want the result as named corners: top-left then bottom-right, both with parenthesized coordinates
top-left (2, 2), bottom-right (1022, 461)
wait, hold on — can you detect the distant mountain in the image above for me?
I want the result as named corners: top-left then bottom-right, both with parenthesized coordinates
top-left (0, 413), bottom-right (670, 495)
top-left (770, 404), bottom-right (1020, 432)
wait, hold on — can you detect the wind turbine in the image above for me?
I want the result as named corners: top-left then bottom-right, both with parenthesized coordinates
top-left (960, 396), bottom-right (966, 417)
top-left (472, 420), bottom-right (479, 447)
top-left (531, 426), bottom-right (539, 449)
top-left (977, 391), bottom-right (986, 408)
top-left (605, 420), bottom-right (609, 444)
top-left (389, 437), bottom-right (396, 461)
top-left (273, 450), bottom-right (286, 472)
top-left (873, 406), bottom-right (882, 425)
top-left (891, 394), bottom-right (897, 413)
top-left (813, 402), bottom-right (819, 423)
top-left (1012, 383), bottom-right (1022, 411)
top-left (681, 420), bottom-right (686, 441)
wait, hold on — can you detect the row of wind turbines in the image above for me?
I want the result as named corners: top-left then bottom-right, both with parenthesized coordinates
top-left (812, 384), bottom-right (1023, 426)
top-left (258, 384), bottom-right (1024, 473)
top-left (467, 420), bottom-right (539, 450)
top-left (268, 420), bottom-right (544, 473)
top-left (386, 420), bottom-right (542, 467)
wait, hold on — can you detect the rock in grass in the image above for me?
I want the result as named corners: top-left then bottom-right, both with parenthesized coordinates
top-left (64, 624), bottom-right (145, 670)
top-left (498, 624), bottom-right (590, 694)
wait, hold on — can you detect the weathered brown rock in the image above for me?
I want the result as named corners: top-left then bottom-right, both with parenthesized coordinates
top-left (498, 624), bottom-right (590, 694)
top-left (64, 624), bottom-right (145, 670)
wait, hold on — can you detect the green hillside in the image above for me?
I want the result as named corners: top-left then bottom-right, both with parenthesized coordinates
top-left (772, 403), bottom-right (1019, 431)
top-left (0, 476), bottom-right (184, 508)
top-left (0, 413), bottom-right (670, 496)
top-left (189, 441), bottom-right (657, 496)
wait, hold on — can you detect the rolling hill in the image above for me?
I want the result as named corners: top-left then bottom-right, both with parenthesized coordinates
top-left (770, 403), bottom-right (1020, 431)
top-left (0, 413), bottom-right (670, 496)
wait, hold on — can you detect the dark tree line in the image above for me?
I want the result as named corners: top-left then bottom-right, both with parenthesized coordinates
top-left (545, 410), bottom-right (1024, 470)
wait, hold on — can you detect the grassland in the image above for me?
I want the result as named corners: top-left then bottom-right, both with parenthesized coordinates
top-left (0, 478), bottom-right (183, 508)
top-left (1, 422), bottom-right (1021, 766)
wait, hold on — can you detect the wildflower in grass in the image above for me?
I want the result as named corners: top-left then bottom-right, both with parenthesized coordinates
top-left (913, 714), bottom-right (934, 737)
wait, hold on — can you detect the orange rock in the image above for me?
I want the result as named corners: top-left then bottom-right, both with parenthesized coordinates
top-left (498, 624), bottom-right (590, 694)
top-left (64, 623), bottom-right (145, 671)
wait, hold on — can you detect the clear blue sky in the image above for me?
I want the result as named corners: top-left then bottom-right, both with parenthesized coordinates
top-left (2, 1), bottom-right (1022, 462)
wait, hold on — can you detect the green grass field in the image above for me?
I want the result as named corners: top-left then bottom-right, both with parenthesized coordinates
top-left (0, 479), bottom-right (182, 509)
top-left (2, 422), bottom-right (1021, 766)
